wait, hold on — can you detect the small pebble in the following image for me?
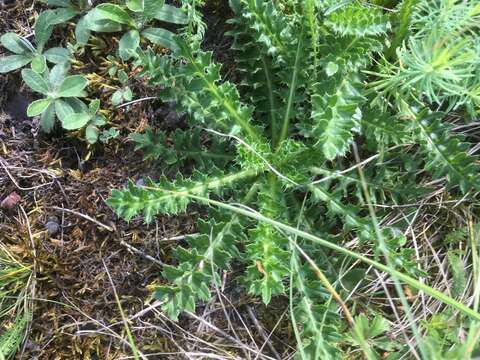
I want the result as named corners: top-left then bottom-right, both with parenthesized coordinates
top-left (45, 216), bottom-right (60, 236)
top-left (0, 191), bottom-right (21, 210)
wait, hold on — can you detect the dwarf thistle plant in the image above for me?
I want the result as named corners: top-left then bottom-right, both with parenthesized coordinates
top-left (107, 0), bottom-right (480, 357)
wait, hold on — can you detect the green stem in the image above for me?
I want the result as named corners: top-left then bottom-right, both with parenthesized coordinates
top-left (260, 55), bottom-right (277, 146)
top-left (277, 30), bottom-right (303, 148)
top-left (145, 168), bottom-right (259, 203)
top-left (180, 150), bottom-right (234, 161)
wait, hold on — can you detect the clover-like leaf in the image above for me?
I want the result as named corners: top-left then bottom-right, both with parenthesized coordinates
top-left (118, 30), bottom-right (140, 60)
top-left (35, 11), bottom-right (55, 51)
top-left (45, 0), bottom-right (72, 7)
top-left (31, 55), bottom-right (47, 73)
top-left (89, 99), bottom-right (101, 115)
top-left (95, 4), bottom-right (135, 27)
top-left (43, 47), bottom-right (71, 64)
top-left (111, 89), bottom-right (124, 106)
top-left (153, 4), bottom-right (188, 24)
top-left (126, 0), bottom-right (144, 12)
top-left (90, 115), bottom-right (106, 126)
top-left (84, 8), bottom-right (125, 32)
top-left (40, 103), bottom-right (56, 132)
top-left (75, 16), bottom-right (91, 44)
top-left (48, 63), bottom-right (69, 87)
top-left (143, 0), bottom-right (165, 18)
top-left (46, 8), bottom-right (78, 25)
top-left (55, 98), bottom-right (88, 121)
top-left (85, 125), bottom-right (100, 144)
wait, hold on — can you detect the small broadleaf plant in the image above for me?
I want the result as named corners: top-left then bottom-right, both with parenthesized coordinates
top-left (84, 0), bottom-right (189, 60)
top-left (23, 64), bottom-right (90, 132)
top-left (0, 9), bottom-right (73, 74)
top-left (110, 69), bottom-right (133, 106)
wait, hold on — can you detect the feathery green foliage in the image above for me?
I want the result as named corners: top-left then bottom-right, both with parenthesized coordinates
top-left (0, 247), bottom-right (32, 360)
top-left (370, 0), bottom-right (480, 117)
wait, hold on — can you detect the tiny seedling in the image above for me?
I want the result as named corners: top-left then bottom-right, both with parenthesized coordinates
top-left (111, 69), bottom-right (133, 105)
top-left (78, 99), bottom-right (109, 144)
top-left (99, 128), bottom-right (120, 144)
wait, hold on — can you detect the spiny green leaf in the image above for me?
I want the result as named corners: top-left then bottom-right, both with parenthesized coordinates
top-left (325, 3), bottom-right (391, 37)
top-left (410, 111), bottom-right (480, 193)
top-left (108, 168), bottom-right (257, 222)
top-left (306, 77), bottom-right (363, 160)
top-left (154, 211), bottom-right (243, 319)
top-left (130, 128), bottom-right (233, 171)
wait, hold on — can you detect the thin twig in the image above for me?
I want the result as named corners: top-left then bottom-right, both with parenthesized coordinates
top-left (117, 97), bottom-right (158, 109)
top-left (119, 239), bottom-right (164, 266)
top-left (0, 157), bottom-right (55, 190)
top-left (49, 206), bottom-right (114, 231)
top-left (185, 311), bottom-right (277, 360)
top-left (246, 306), bottom-right (281, 360)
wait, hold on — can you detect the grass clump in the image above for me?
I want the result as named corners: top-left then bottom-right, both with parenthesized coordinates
top-left (0, 244), bottom-right (32, 360)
